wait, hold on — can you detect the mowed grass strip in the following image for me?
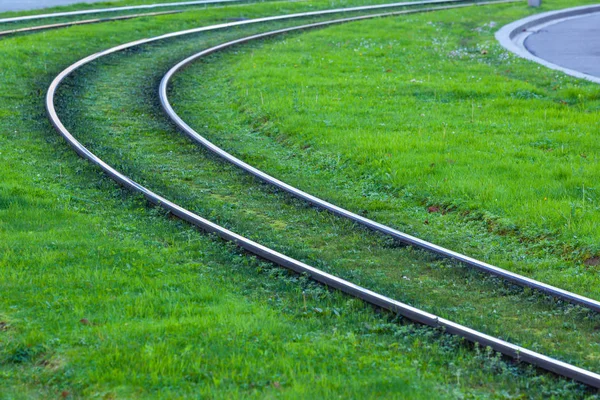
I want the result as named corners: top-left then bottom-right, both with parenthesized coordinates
top-left (0, 0), bottom-right (295, 33)
top-left (3, 1), bottom-right (589, 398)
top-left (0, 0), bottom-right (428, 32)
top-left (0, 0), bottom-right (246, 19)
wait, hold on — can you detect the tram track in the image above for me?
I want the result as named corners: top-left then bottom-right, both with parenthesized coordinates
top-left (0, 0), bottom-right (246, 24)
top-left (158, 13), bottom-right (600, 314)
top-left (0, 0), bottom-right (291, 38)
top-left (0, 10), bottom-right (184, 37)
top-left (0, 0), bottom-right (476, 38)
top-left (42, 0), bottom-right (600, 389)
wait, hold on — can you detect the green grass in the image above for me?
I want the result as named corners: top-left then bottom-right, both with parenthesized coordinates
top-left (0, 0), bottom-right (291, 32)
top-left (175, 0), bottom-right (600, 254)
top-left (0, 0), bottom-right (447, 36)
top-left (2, 0), bottom-right (600, 398)
top-left (0, 0), bottom-right (242, 18)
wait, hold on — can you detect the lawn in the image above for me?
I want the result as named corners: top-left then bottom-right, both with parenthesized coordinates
top-left (2, 0), bottom-right (600, 398)
top-left (175, 0), bottom-right (600, 254)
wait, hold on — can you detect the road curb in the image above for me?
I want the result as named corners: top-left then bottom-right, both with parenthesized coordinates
top-left (495, 4), bottom-right (600, 84)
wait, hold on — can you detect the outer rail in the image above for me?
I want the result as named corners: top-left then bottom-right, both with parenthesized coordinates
top-left (0, 10), bottom-right (182, 37)
top-left (0, 0), bottom-right (466, 38)
top-left (0, 0), bottom-right (244, 24)
top-left (2, 0), bottom-right (476, 25)
top-left (159, 5), bottom-right (600, 313)
top-left (45, 0), bottom-right (600, 389)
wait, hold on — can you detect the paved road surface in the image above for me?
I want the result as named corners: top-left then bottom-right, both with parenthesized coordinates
top-left (0, 0), bottom-right (108, 12)
top-left (525, 12), bottom-right (600, 79)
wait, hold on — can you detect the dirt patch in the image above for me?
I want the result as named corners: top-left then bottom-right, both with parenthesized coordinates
top-left (584, 256), bottom-right (600, 267)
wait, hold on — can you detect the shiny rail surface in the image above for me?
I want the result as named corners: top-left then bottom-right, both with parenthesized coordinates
top-left (0, 10), bottom-right (182, 37)
top-left (0, 0), bottom-right (459, 38)
top-left (159, 5), bottom-right (600, 313)
top-left (0, 0), bottom-right (244, 24)
top-left (1, 0), bottom-right (475, 26)
top-left (45, 0), bottom-right (600, 389)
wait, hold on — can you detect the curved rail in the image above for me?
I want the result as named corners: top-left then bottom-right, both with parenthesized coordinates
top-left (0, 10), bottom-right (182, 37)
top-left (1, 0), bottom-right (478, 26)
top-left (0, 0), bottom-right (244, 24)
top-left (45, 1), bottom-right (600, 388)
top-left (159, 5), bottom-right (600, 313)
top-left (0, 0), bottom-right (467, 38)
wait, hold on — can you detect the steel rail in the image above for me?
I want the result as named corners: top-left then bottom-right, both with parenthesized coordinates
top-left (159, 5), bottom-right (600, 313)
top-left (45, 1), bottom-right (600, 388)
top-left (0, 0), bottom-right (245, 24)
top-left (0, 10), bottom-right (182, 37)
top-left (0, 0), bottom-right (303, 38)
top-left (1, 0), bottom-right (479, 26)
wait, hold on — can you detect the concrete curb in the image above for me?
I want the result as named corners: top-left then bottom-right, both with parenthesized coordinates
top-left (495, 4), bottom-right (600, 84)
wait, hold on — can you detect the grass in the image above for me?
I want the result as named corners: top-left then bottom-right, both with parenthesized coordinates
top-left (175, 0), bottom-right (600, 254)
top-left (2, 0), bottom-right (600, 398)
top-left (0, 0), bottom-right (245, 18)
top-left (0, 0), bottom-right (292, 32)
top-left (0, 0), bottom-right (463, 36)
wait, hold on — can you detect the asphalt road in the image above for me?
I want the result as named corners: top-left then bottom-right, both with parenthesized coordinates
top-left (525, 12), bottom-right (600, 79)
top-left (0, 0), bottom-right (108, 12)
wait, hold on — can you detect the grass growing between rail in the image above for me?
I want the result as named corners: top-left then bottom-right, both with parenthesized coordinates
top-left (0, 0), bottom-right (415, 32)
top-left (171, 0), bottom-right (600, 288)
top-left (0, 0), bottom-right (250, 19)
top-left (2, 0), bottom-right (600, 398)
top-left (180, 0), bottom-right (600, 254)
top-left (0, 0), bottom-right (289, 32)
top-left (34, 0), bottom-right (600, 397)
top-left (2, 1), bottom-right (584, 398)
